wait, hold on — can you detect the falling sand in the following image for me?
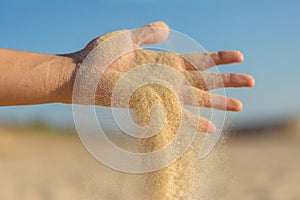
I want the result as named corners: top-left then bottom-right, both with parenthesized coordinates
top-left (130, 84), bottom-right (197, 199)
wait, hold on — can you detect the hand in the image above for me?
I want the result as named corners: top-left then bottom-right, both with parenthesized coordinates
top-left (67, 21), bottom-right (255, 133)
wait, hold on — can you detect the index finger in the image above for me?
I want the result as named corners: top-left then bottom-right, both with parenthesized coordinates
top-left (181, 50), bottom-right (244, 71)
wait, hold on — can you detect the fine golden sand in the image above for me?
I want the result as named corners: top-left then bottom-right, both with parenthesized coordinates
top-left (130, 84), bottom-right (195, 199)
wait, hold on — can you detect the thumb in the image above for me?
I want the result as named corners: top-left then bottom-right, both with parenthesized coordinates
top-left (131, 21), bottom-right (170, 46)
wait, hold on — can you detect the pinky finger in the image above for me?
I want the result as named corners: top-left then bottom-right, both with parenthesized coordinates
top-left (183, 109), bottom-right (216, 133)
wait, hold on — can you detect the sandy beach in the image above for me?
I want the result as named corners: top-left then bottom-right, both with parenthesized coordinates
top-left (0, 125), bottom-right (300, 200)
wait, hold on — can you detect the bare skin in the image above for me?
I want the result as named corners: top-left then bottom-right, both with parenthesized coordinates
top-left (0, 21), bottom-right (255, 133)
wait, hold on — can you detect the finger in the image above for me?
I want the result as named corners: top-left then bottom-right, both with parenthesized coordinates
top-left (182, 87), bottom-right (243, 111)
top-left (184, 71), bottom-right (255, 90)
top-left (218, 73), bottom-right (255, 88)
top-left (131, 21), bottom-right (170, 46)
top-left (183, 109), bottom-right (216, 133)
top-left (181, 50), bottom-right (244, 71)
top-left (209, 51), bottom-right (244, 65)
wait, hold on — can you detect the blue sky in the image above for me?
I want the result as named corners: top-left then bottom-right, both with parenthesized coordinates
top-left (0, 0), bottom-right (300, 127)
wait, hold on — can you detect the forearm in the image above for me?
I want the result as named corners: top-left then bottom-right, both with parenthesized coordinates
top-left (0, 48), bottom-right (76, 106)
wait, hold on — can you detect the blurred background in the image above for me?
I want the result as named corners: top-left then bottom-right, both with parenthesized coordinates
top-left (1, 0), bottom-right (300, 199)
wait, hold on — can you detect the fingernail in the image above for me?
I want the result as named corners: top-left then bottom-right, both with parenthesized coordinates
top-left (208, 124), bottom-right (217, 133)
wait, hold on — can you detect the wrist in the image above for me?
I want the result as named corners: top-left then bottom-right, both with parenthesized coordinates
top-left (50, 55), bottom-right (78, 104)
